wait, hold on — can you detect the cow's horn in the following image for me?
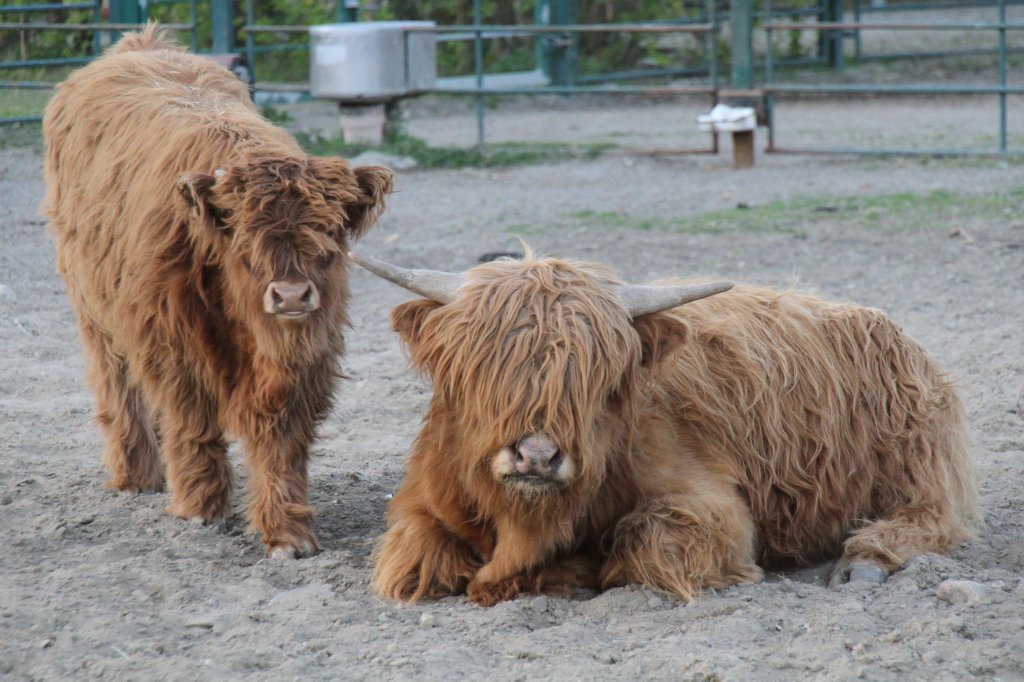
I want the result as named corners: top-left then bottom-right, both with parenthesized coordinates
top-left (620, 281), bottom-right (734, 318)
top-left (348, 251), bottom-right (464, 304)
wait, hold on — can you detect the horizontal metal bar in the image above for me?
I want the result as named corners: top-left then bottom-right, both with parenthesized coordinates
top-left (437, 31), bottom-right (537, 42)
top-left (0, 80), bottom-right (56, 89)
top-left (855, 46), bottom-right (1024, 63)
top-left (766, 21), bottom-right (1024, 31)
top-left (858, 0), bottom-right (1024, 12)
top-left (767, 146), bottom-right (1022, 157)
top-left (245, 22), bottom-right (712, 35)
top-left (0, 116), bottom-right (43, 125)
top-left (246, 43), bottom-right (309, 54)
top-left (575, 65), bottom-right (709, 85)
top-left (405, 23), bottom-right (715, 34)
top-left (0, 3), bottom-right (94, 14)
top-left (0, 22), bottom-right (193, 31)
top-left (432, 85), bottom-right (716, 96)
top-left (766, 83), bottom-right (1024, 95)
top-left (0, 56), bottom-right (91, 69)
top-left (244, 25), bottom-right (308, 34)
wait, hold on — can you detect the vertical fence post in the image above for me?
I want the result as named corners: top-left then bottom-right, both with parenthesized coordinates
top-left (731, 0), bottom-right (753, 89)
top-left (189, 0), bottom-right (198, 52)
top-left (764, 0), bottom-right (775, 152)
top-left (537, 0), bottom-right (577, 86)
top-left (824, 0), bottom-right (843, 70)
top-left (999, 0), bottom-right (1008, 153)
top-left (212, 0), bottom-right (235, 53)
top-left (337, 0), bottom-right (359, 23)
top-left (474, 0), bottom-right (485, 148)
top-left (109, 0), bottom-right (144, 42)
top-left (245, 0), bottom-right (256, 84)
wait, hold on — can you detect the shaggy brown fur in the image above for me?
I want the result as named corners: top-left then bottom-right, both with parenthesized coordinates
top-left (42, 24), bottom-right (392, 557)
top-left (372, 254), bottom-right (977, 605)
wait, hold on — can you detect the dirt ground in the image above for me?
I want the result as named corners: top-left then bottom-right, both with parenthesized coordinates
top-left (3, 82), bottom-right (1024, 682)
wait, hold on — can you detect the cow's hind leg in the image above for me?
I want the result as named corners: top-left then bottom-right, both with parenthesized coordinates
top-left (830, 509), bottom-right (974, 588)
top-left (600, 492), bottom-right (763, 601)
top-left (831, 428), bottom-right (976, 588)
top-left (80, 319), bottom-right (163, 492)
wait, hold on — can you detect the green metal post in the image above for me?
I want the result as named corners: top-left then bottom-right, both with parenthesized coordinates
top-left (474, 0), bottom-right (485, 147)
top-left (999, 0), bottom-right (1008, 152)
top-left (245, 0), bottom-right (256, 83)
top-left (190, 0), bottom-right (198, 52)
top-left (537, 0), bottom-right (578, 86)
top-left (824, 0), bottom-right (844, 70)
top-left (336, 0), bottom-right (359, 23)
top-left (764, 0), bottom-right (775, 150)
top-left (92, 0), bottom-right (102, 56)
top-left (109, 0), bottom-right (144, 42)
top-left (730, 0), bottom-right (753, 89)
top-left (212, 0), bottom-right (235, 53)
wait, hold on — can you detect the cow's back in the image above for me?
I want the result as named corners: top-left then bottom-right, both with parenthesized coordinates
top-left (647, 283), bottom-right (973, 564)
top-left (42, 27), bottom-right (299, 333)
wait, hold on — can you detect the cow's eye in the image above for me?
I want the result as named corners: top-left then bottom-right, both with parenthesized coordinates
top-left (325, 228), bottom-right (338, 240)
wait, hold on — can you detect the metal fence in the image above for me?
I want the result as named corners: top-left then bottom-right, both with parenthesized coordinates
top-left (762, 0), bottom-right (1023, 155)
top-left (1, 0), bottom-right (1021, 157)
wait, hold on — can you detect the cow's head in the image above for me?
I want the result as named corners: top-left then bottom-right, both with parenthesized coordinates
top-left (352, 250), bottom-right (731, 501)
top-left (177, 156), bottom-right (391, 335)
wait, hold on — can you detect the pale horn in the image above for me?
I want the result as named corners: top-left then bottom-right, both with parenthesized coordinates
top-left (348, 251), bottom-right (465, 304)
top-left (620, 281), bottom-right (734, 318)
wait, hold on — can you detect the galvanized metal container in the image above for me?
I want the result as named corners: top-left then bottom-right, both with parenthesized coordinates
top-left (309, 21), bottom-right (437, 102)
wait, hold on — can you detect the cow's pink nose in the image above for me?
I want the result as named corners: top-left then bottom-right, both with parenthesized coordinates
top-left (264, 280), bottom-right (320, 317)
top-left (514, 432), bottom-right (562, 475)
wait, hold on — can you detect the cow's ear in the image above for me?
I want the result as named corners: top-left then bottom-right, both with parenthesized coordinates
top-left (176, 172), bottom-right (224, 245)
top-left (391, 299), bottom-right (442, 358)
top-left (345, 165), bottom-right (393, 240)
top-left (632, 313), bottom-right (688, 367)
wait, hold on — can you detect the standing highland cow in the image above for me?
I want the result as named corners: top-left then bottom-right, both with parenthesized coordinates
top-left (353, 251), bottom-right (977, 605)
top-left (43, 25), bottom-right (392, 557)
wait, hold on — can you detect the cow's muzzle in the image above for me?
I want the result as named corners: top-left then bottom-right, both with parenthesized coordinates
top-left (494, 432), bottom-right (575, 490)
top-left (264, 279), bottom-right (320, 319)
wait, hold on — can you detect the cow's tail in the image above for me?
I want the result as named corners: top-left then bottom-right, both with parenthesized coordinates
top-left (109, 21), bottom-right (180, 54)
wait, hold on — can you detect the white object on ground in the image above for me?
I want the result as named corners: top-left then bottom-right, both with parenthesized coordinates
top-left (697, 103), bottom-right (757, 132)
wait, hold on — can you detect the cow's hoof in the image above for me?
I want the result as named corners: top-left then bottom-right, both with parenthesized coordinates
top-left (188, 516), bottom-right (228, 532)
top-left (828, 560), bottom-right (888, 588)
top-left (268, 540), bottom-right (318, 560)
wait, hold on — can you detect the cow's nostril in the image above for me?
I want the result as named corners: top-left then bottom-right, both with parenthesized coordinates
top-left (548, 450), bottom-right (562, 468)
top-left (514, 450), bottom-right (525, 464)
top-left (300, 286), bottom-right (312, 304)
top-left (271, 288), bottom-right (283, 305)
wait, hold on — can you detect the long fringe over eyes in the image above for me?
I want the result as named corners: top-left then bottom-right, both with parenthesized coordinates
top-left (408, 257), bottom-right (643, 480)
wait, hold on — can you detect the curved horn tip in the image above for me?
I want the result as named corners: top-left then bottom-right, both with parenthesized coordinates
top-left (622, 280), bottom-right (735, 318)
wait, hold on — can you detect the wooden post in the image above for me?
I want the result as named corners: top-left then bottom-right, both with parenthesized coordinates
top-left (732, 130), bottom-right (755, 169)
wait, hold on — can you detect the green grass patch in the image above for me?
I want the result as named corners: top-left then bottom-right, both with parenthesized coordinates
top-left (295, 130), bottom-right (615, 170)
top-left (532, 187), bottom-right (1024, 237)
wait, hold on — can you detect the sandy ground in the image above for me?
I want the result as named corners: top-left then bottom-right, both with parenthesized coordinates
top-left (3, 85), bottom-right (1024, 682)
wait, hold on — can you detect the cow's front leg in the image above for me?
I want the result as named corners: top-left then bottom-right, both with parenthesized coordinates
top-left (374, 507), bottom-right (483, 602)
top-left (245, 415), bottom-right (319, 558)
top-left (467, 520), bottom-right (562, 606)
top-left (469, 552), bottom-right (601, 605)
top-left (600, 492), bottom-right (763, 601)
top-left (161, 389), bottom-right (233, 524)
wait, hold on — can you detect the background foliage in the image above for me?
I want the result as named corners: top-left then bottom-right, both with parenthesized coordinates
top-left (0, 0), bottom-right (822, 84)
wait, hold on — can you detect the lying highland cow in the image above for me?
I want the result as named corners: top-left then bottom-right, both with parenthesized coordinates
top-left (43, 25), bottom-right (392, 557)
top-left (354, 251), bottom-right (977, 605)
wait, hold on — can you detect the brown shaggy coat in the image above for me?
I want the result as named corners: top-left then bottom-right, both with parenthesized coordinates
top-left (43, 25), bottom-right (392, 556)
top-left (373, 255), bottom-right (977, 604)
